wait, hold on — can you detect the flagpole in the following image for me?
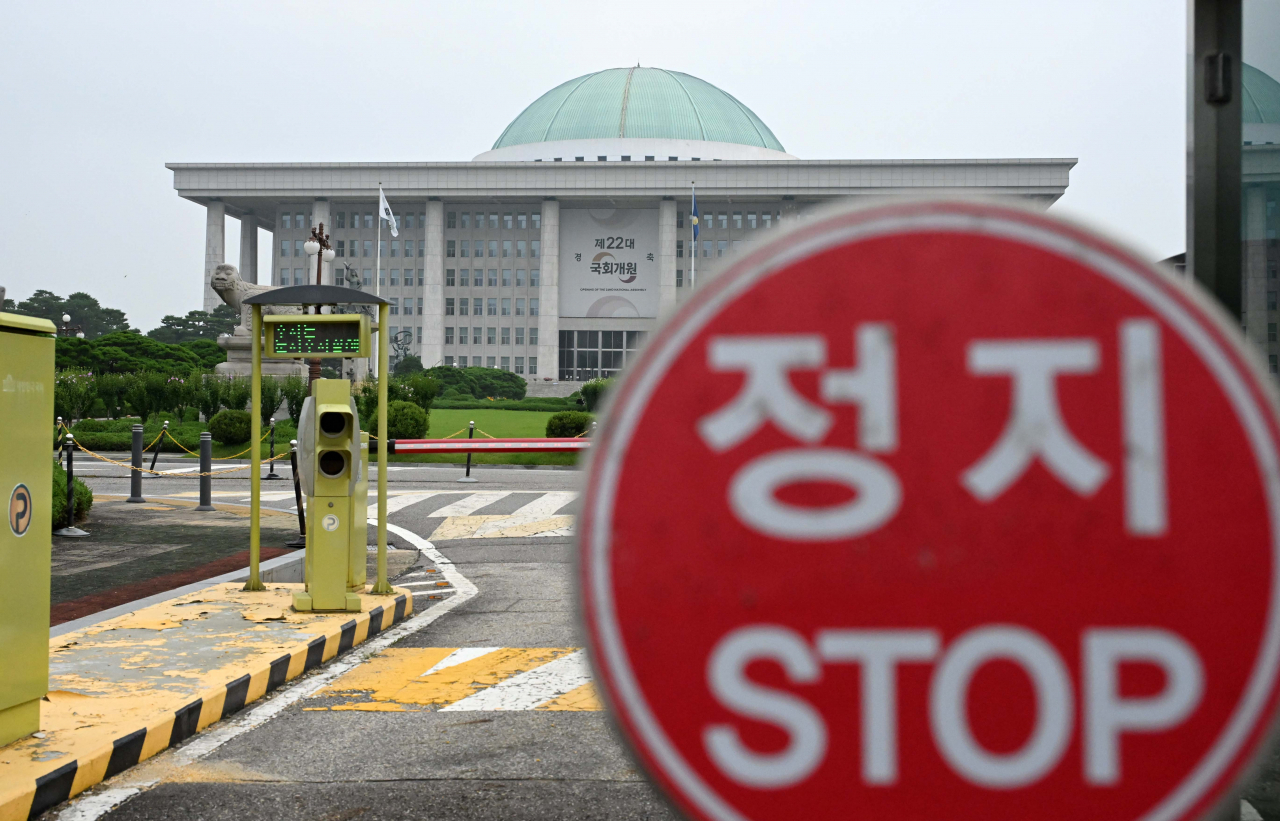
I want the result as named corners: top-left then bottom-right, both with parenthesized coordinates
top-left (691, 182), bottom-right (697, 291)
top-left (373, 183), bottom-right (382, 377)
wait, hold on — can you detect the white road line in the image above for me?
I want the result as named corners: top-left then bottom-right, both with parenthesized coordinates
top-left (430, 492), bottom-right (512, 517)
top-left (55, 521), bottom-right (476, 821)
top-left (398, 580), bottom-right (451, 589)
top-left (507, 491), bottom-right (578, 518)
top-left (440, 651), bottom-right (591, 711)
top-left (373, 491), bottom-right (454, 516)
top-left (421, 647), bottom-right (500, 677)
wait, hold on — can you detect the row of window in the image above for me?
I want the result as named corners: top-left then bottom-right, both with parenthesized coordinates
top-left (446, 239), bottom-right (540, 259)
top-left (446, 269), bottom-right (541, 288)
top-left (387, 298), bottom-right (424, 315)
top-left (279, 268), bottom-right (425, 287)
top-left (443, 355), bottom-right (537, 375)
top-left (278, 212), bottom-right (425, 232)
top-left (445, 297), bottom-right (540, 316)
top-left (677, 210), bottom-right (780, 230)
top-left (387, 325), bottom-right (424, 344)
top-left (447, 211), bottom-right (541, 231)
top-left (444, 326), bottom-right (540, 346)
top-left (677, 239), bottom-right (754, 259)
top-left (283, 239), bottom-right (426, 258)
top-left (557, 330), bottom-right (647, 381)
top-left (278, 207), bottom-right (780, 234)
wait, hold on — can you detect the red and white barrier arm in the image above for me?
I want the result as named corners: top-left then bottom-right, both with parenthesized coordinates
top-left (387, 437), bottom-right (591, 454)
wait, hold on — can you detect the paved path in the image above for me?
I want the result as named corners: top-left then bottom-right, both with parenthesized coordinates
top-left (59, 470), bottom-right (676, 821)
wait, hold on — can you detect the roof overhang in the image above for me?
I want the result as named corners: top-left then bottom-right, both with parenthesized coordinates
top-left (167, 157), bottom-right (1077, 220)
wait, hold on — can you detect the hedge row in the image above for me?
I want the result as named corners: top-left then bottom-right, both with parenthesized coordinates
top-left (433, 398), bottom-right (579, 413)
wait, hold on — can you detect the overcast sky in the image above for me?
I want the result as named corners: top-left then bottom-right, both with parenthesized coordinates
top-left (4, 1), bottom-right (1268, 332)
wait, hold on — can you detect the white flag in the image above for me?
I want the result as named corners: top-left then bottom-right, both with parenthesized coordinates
top-left (378, 187), bottom-right (399, 237)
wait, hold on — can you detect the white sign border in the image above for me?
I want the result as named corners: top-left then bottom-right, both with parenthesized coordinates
top-left (582, 201), bottom-right (1280, 821)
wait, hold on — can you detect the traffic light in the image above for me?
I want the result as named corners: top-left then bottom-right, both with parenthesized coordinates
top-left (294, 379), bottom-right (363, 612)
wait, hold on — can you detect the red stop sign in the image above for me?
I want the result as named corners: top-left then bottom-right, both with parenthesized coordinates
top-left (579, 200), bottom-right (1280, 821)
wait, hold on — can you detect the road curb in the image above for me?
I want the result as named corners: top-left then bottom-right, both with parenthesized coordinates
top-left (0, 588), bottom-right (410, 821)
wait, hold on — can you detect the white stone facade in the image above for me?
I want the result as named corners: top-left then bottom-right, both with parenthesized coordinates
top-left (172, 157), bottom-right (1074, 382)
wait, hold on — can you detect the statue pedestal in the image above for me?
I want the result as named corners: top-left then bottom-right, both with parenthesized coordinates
top-left (215, 333), bottom-right (307, 377)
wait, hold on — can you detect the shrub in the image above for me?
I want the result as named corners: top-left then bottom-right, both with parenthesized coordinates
top-left (441, 387), bottom-right (461, 399)
top-left (197, 374), bottom-right (223, 421)
top-left (394, 354), bottom-right (424, 376)
top-left (546, 411), bottom-right (593, 438)
top-left (580, 378), bottom-right (615, 412)
top-left (72, 419), bottom-right (107, 433)
top-left (223, 376), bottom-right (252, 412)
top-left (426, 366), bottom-right (526, 400)
top-left (280, 374), bottom-right (308, 426)
top-left (51, 460), bottom-right (93, 528)
top-left (123, 372), bottom-right (170, 423)
top-left (209, 409), bottom-right (252, 445)
top-left (54, 371), bottom-right (98, 423)
top-left (259, 375), bottom-right (284, 426)
top-left (366, 400), bottom-right (429, 439)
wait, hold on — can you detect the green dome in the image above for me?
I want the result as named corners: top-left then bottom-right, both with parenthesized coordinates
top-left (1244, 63), bottom-right (1280, 124)
top-left (491, 67), bottom-right (785, 152)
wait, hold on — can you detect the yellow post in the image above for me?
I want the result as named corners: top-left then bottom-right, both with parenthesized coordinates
top-left (372, 301), bottom-right (393, 595)
top-left (244, 304), bottom-right (266, 592)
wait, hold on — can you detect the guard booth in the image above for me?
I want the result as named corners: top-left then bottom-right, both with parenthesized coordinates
top-left (0, 311), bottom-right (56, 745)
top-left (241, 285), bottom-right (394, 610)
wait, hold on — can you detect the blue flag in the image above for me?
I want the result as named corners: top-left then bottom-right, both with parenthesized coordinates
top-left (691, 187), bottom-right (700, 240)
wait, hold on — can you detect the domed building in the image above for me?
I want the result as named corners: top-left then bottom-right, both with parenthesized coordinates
top-left (172, 67), bottom-right (1074, 383)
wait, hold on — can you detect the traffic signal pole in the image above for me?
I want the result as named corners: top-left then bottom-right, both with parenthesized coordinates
top-left (245, 304), bottom-right (265, 591)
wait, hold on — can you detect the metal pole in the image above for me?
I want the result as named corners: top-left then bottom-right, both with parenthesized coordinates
top-left (1188, 0), bottom-right (1243, 319)
top-left (246, 304), bottom-right (265, 591)
top-left (458, 420), bottom-right (478, 483)
top-left (54, 434), bottom-right (88, 537)
top-left (265, 418), bottom-right (282, 480)
top-left (371, 301), bottom-right (393, 594)
top-left (287, 439), bottom-right (306, 548)
top-left (56, 417), bottom-right (64, 467)
top-left (65, 435), bottom-right (74, 524)
top-left (195, 432), bottom-right (214, 511)
top-left (127, 424), bottom-right (145, 503)
top-left (149, 420), bottom-right (167, 473)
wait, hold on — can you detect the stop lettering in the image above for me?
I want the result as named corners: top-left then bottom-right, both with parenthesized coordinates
top-left (579, 200), bottom-right (1280, 821)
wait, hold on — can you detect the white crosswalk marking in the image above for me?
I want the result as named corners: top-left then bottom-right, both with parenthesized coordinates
top-left (507, 492), bottom-right (577, 518)
top-left (372, 491), bottom-right (455, 515)
top-left (430, 492), bottom-right (513, 517)
top-left (439, 651), bottom-right (591, 711)
top-left (421, 647), bottom-right (501, 677)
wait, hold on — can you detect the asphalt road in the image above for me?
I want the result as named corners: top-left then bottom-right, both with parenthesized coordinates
top-left (59, 467), bottom-right (680, 821)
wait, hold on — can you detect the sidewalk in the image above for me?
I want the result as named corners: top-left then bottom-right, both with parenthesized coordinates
top-left (0, 582), bottom-right (412, 821)
top-left (51, 497), bottom-right (300, 625)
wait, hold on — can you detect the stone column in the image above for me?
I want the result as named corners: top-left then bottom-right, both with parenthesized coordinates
top-left (537, 200), bottom-right (560, 381)
top-left (658, 199), bottom-right (678, 319)
top-left (238, 214), bottom-right (258, 285)
top-left (421, 200), bottom-right (445, 368)
top-left (311, 199), bottom-right (331, 285)
top-left (1245, 184), bottom-right (1269, 351)
top-left (204, 200), bottom-right (226, 312)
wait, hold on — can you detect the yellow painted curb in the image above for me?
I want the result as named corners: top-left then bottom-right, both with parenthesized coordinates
top-left (0, 583), bottom-right (411, 821)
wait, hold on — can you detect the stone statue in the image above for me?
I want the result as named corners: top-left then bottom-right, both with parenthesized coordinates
top-left (209, 263), bottom-right (300, 335)
top-left (209, 264), bottom-right (305, 376)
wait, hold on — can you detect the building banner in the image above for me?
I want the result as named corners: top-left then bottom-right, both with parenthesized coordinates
top-left (559, 209), bottom-right (659, 318)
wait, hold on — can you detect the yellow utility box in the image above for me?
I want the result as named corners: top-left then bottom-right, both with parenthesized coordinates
top-left (294, 379), bottom-right (363, 612)
top-left (0, 311), bottom-right (56, 746)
